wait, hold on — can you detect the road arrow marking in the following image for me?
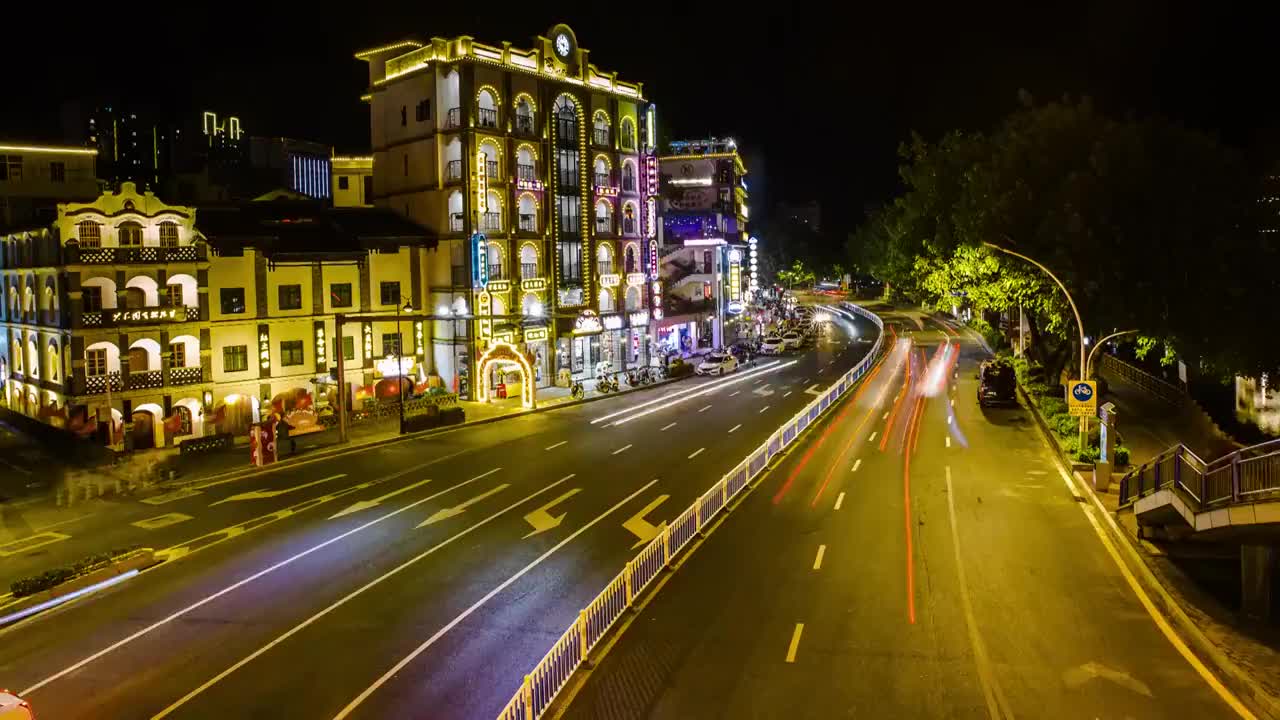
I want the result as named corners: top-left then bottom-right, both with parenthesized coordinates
top-left (522, 485), bottom-right (582, 538)
top-left (143, 488), bottom-right (202, 505)
top-left (623, 493), bottom-right (670, 549)
top-left (210, 474), bottom-right (346, 506)
top-left (417, 484), bottom-right (510, 527)
top-left (329, 478), bottom-right (434, 519)
top-left (804, 384), bottom-right (822, 395)
top-left (753, 384), bottom-right (774, 397)
top-left (1062, 662), bottom-right (1153, 697)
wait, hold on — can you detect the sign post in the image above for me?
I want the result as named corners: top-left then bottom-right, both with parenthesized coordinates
top-left (1067, 379), bottom-right (1097, 464)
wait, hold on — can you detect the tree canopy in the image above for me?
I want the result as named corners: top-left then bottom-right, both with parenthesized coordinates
top-left (851, 96), bottom-right (1276, 379)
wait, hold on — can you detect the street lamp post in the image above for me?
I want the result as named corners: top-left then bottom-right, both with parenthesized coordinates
top-left (396, 299), bottom-right (414, 434)
top-left (982, 241), bottom-right (1089, 454)
top-left (1087, 329), bottom-right (1138, 379)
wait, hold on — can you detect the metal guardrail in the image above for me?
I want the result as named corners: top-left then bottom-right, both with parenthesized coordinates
top-left (495, 302), bottom-right (885, 720)
top-left (1099, 353), bottom-right (1185, 406)
top-left (1118, 436), bottom-right (1280, 511)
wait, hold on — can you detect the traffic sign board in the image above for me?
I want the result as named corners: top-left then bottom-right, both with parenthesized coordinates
top-left (1067, 380), bottom-right (1097, 417)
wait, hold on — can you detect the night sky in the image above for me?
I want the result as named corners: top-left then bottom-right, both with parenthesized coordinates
top-left (4, 2), bottom-right (1276, 236)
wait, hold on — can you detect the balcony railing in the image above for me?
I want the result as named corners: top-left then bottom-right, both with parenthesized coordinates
top-left (623, 218), bottom-right (637, 235)
top-left (445, 160), bottom-right (462, 183)
top-left (518, 214), bottom-right (536, 232)
top-left (66, 244), bottom-right (206, 265)
top-left (592, 128), bottom-right (610, 146)
top-left (84, 372), bottom-right (122, 395)
top-left (481, 212), bottom-right (502, 232)
top-left (521, 262), bottom-right (539, 278)
top-left (79, 305), bottom-right (199, 328)
top-left (444, 107), bottom-right (461, 129)
top-left (169, 365), bottom-right (204, 386)
top-left (594, 173), bottom-right (611, 188)
top-left (515, 114), bottom-right (534, 135)
top-left (596, 261), bottom-right (614, 276)
top-left (486, 160), bottom-right (500, 180)
top-left (128, 369), bottom-right (164, 390)
top-left (595, 216), bottom-right (613, 234)
top-left (477, 107), bottom-right (498, 128)
top-left (489, 263), bottom-right (505, 280)
top-left (517, 164), bottom-right (536, 182)
top-left (450, 213), bottom-right (465, 233)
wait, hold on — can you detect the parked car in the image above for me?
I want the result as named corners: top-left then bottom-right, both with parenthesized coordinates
top-left (696, 352), bottom-right (739, 376)
top-left (760, 335), bottom-right (786, 355)
top-left (782, 331), bottom-right (803, 350)
top-left (0, 691), bottom-right (33, 720)
top-left (977, 358), bottom-right (1017, 407)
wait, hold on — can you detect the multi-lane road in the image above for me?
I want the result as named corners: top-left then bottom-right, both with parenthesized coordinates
top-left (0, 308), bottom-right (878, 718)
top-left (557, 316), bottom-right (1244, 719)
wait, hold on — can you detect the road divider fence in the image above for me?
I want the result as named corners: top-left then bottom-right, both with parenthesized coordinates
top-left (496, 302), bottom-right (885, 720)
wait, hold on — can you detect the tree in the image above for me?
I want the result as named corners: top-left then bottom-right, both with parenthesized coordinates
top-left (851, 96), bottom-right (1275, 379)
top-left (776, 259), bottom-right (816, 290)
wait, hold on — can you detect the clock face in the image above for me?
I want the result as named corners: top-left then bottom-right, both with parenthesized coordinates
top-left (554, 34), bottom-right (571, 59)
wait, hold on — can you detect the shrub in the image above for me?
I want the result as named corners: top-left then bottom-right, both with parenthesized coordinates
top-left (1039, 397), bottom-right (1068, 417)
top-left (668, 362), bottom-right (695, 379)
top-left (1114, 445), bottom-right (1131, 466)
top-left (1052, 413), bottom-right (1079, 438)
top-left (10, 546), bottom-right (140, 597)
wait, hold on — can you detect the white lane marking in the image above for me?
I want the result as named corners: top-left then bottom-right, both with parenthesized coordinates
top-left (945, 466), bottom-right (1015, 719)
top-left (947, 415), bottom-right (953, 425)
top-left (883, 412), bottom-right (890, 420)
top-left (946, 436), bottom-right (952, 448)
top-left (868, 431), bottom-right (878, 442)
top-left (758, 405), bottom-right (770, 414)
top-left (612, 444), bottom-right (632, 455)
top-left (0, 457), bottom-right (31, 475)
top-left (331, 479), bottom-right (661, 719)
top-left (951, 398), bottom-right (956, 407)
top-left (544, 441), bottom-right (568, 451)
top-left (783, 391), bottom-right (793, 398)
top-left (688, 448), bottom-right (706, 459)
top-left (147, 474), bottom-right (582, 719)
top-left (728, 424), bottom-right (742, 433)
top-left (330, 478), bottom-right (436, 520)
top-left (131, 513), bottom-right (193, 531)
top-left (660, 422), bottom-right (677, 431)
top-left (209, 474), bottom-right (347, 506)
top-left (699, 404), bottom-right (712, 413)
top-left (729, 390), bottom-right (741, 397)
top-left (609, 362), bottom-right (799, 427)
top-left (813, 545), bottom-right (826, 570)
top-left (834, 492), bottom-right (845, 510)
top-left (1026, 470), bottom-right (1048, 475)
top-left (20, 468), bottom-right (505, 698)
top-left (1058, 463), bottom-right (1255, 718)
top-left (852, 459), bottom-right (862, 473)
top-left (785, 623), bottom-right (805, 663)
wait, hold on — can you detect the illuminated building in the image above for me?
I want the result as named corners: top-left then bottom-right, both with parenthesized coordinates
top-left (332, 156), bottom-right (374, 207)
top-left (656, 138), bottom-right (752, 353)
top-left (0, 183), bottom-right (432, 451)
top-left (0, 142), bottom-right (101, 230)
top-left (357, 24), bottom-right (659, 398)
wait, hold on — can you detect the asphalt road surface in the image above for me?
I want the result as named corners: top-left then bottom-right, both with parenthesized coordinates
top-left (0, 307), bottom-right (877, 719)
top-left (558, 317), bottom-right (1242, 720)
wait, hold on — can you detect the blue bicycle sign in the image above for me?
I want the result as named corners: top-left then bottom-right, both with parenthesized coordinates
top-left (1071, 383), bottom-right (1094, 402)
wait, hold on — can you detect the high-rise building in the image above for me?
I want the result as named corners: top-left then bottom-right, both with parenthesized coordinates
top-left (358, 24), bottom-right (660, 401)
top-left (0, 142), bottom-right (101, 231)
top-left (774, 199), bottom-right (821, 233)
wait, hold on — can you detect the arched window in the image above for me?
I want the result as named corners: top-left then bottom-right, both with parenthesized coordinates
top-left (625, 285), bottom-right (641, 312)
top-left (593, 157), bottom-right (610, 189)
top-left (596, 242), bottom-right (613, 275)
top-left (477, 88), bottom-right (498, 128)
top-left (174, 405), bottom-right (193, 436)
top-left (622, 203), bottom-right (638, 236)
top-left (48, 339), bottom-right (59, 381)
top-left (159, 221), bottom-right (180, 248)
top-left (515, 97), bottom-right (534, 134)
top-left (26, 338), bottom-right (39, 379)
top-left (447, 190), bottom-right (464, 232)
top-left (622, 161), bottom-right (636, 192)
top-left (520, 243), bottom-right (539, 277)
top-left (625, 244), bottom-right (639, 273)
top-left (482, 191), bottom-right (502, 232)
top-left (77, 221), bottom-right (102, 248)
top-left (118, 221), bottom-right (143, 248)
top-left (518, 195), bottom-right (538, 233)
top-left (620, 118), bottom-right (636, 150)
top-left (554, 96), bottom-right (578, 141)
top-left (595, 199), bottom-right (613, 235)
top-left (592, 112), bottom-right (610, 146)
top-left (598, 289), bottom-right (615, 313)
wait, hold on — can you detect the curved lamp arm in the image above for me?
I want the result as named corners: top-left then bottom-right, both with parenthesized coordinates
top-left (981, 241), bottom-right (1086, 380)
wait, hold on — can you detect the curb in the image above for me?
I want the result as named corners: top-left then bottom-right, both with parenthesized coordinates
top-left (1, 549), bottom-right (159, 629)
top-left (163, 373), bottom-right (697, 491)
top-left (1020, 380), bottom-right (1280, 720)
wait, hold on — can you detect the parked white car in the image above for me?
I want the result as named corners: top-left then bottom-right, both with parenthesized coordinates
top-left (782, 331), bottom-right (803, 349)
top-left (696, 352), bottom-right (739, 376)
top-left (760, 336), bottom-right (786, 355)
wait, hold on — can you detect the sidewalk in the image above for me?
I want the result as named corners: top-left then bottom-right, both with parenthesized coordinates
top-left (1098, 358), bottom-right (1236, 466)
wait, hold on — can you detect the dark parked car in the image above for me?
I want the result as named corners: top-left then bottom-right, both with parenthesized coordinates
top-left (977, 359), bottom-right (1017, 408)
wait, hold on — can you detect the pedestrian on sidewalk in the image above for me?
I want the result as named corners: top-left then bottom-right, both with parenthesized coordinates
top-left (275, 414), bottom-right (296, 457)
